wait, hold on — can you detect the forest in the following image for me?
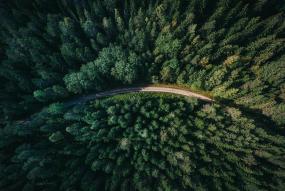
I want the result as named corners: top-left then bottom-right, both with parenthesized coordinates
top-left (0, 0), bottom-right (285, 190)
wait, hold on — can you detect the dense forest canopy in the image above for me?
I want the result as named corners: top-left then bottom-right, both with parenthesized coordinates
top-left (0, 0), bottom-right (285, 190)
top-left (1, 94), bottom-right (285, 190)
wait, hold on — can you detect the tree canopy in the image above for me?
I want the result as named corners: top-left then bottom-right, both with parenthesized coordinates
top-left (0, 0), bottom-right (285, 190)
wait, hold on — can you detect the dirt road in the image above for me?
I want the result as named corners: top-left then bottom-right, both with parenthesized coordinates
top-left (65, 86), bottom-right (213, 107)
top-left (18, 85), bottom-right (213, 124)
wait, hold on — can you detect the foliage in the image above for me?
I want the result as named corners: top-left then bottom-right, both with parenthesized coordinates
top-left (0, 0), bottom-right (285, 190)
top-left (0, 0), bottom-right (284, 125)
top-left (1, 94), bottom-right (284, 190)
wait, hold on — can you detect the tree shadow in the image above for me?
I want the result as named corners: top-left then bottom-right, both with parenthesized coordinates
top-left (217, 98), bottom-right (284, 136)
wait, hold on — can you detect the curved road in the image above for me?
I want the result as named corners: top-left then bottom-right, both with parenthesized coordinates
top-left (65, 86), bottom-right (213, 107)
top-left (18, 86), bottom-right (213, 124)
